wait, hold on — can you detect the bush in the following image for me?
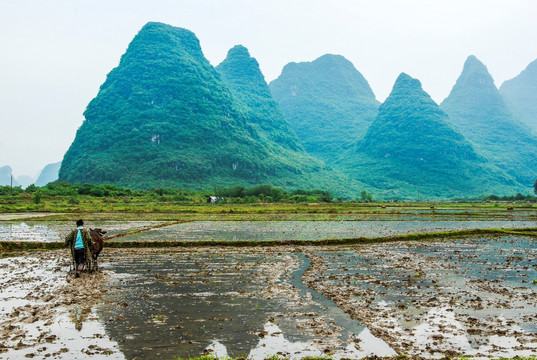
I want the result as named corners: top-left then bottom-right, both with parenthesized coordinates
top-left (33, 191), bottom-right (42, 204)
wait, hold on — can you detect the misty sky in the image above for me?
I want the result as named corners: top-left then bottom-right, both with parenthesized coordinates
top-left (1, 0), bottom-right (536, 177)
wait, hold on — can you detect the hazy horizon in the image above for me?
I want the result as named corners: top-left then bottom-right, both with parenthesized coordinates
top-left (1, 0), bottom-right (536, 177)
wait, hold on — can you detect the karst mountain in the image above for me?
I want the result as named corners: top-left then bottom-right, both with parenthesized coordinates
top-left (441, 55), bottom-right (537, 186)
top-left (59, 22), bottom-right (361, 196)
top-left (500, 58), bottom-right (537, 133)
top-left (35, 162), bottom-right (61, 187)
top-left (269, 54), bottom-right (379, 163)
top-left (338, 73), bottom-right (520, 199)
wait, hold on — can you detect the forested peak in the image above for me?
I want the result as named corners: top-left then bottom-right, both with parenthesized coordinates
top-left (499, 58), bottom-right (537, 132)
top-left (514, 57), bottom-right (537, 77)
top-left (216, 45), bottom-right (265, 83)
top-left (225, 44), bottom-right (251, 59)
top-left (381, 72), bottom-right (437, 111)
top-left (520, 57), bottom-right (537, 76)
top-left (274, 54), bottom-right (376, 101)
top-left (312, 54), bottom-right (356, 68)
top-left (137, 22), bottom-right (199, 45)
top-left (367, 72), bottom-right (453, 142)
top-left (448, 55), bottom-right (496, 93)
top-left (118, 22), bottom-right (204, 66)
top-left (0, 165), bottom-right (13, 177)
top-left (279, 53), bottom-right (358, 75)
top-left (391, 72), bottom-right (423, 93)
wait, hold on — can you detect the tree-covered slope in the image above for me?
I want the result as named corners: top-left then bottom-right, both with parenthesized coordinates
top-left (269, 54), bottom-right (379, 162)
top-left (441, 55), bottom-right (537, 186)
top-left (216, 45), bottom-right (304, 152)
top-left (339, 73), bottom-right (521, 199)
top-left (500, 58), bottom-right (537, 133)
top-left (35, 161), bottom-right (61, 186)
top-left (59, 22), bottom-right (362, 196)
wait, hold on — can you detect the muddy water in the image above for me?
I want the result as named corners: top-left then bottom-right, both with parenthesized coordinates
top-left (97, 248), bottom-right (394, 359)
top-left (0, 221), bottom-right (164, 242)
top-left (2, 231), bottom-right (537, 359)
top-left (303, 236), bottom-right (537, 357)
top-left (114, 220), bottom-right (537, 242)
top-left (0, 252), bottom-right (124, 359)
top-left (0, 213), bottom-right (55, 221)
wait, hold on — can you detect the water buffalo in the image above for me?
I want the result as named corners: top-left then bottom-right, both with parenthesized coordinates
top-left (89, 228), bottom-right (107, 271)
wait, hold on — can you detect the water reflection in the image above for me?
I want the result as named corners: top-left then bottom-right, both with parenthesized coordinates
top-left (98, 249), bottom-right (394, 359)
top-left (308, 236), bottom-right (537, 357)
top-left (0, 221), bottom-right (163, 242)
top-left (115, 220), bottom-right (537, 242)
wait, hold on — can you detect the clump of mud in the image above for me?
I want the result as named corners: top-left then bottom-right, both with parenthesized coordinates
top-left (0, 250), bottom-right (121, 358)
top-left (302, 237), bottom-right (537, 358)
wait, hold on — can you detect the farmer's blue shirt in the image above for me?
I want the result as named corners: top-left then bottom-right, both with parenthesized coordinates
top-left (74, 226), bottom-right (84, 249)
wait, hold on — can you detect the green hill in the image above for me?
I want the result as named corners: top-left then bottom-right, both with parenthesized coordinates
top-left (339, 73), bottom-right (521, 200)
top-left (269, 54), bottom-right (379, 162)
top-left (216, 45), bottom-right (304, 152)
top-left (59, 23), bottom-right (362, 197)
top-left (441, 55), bottom-right (537, 186)
top-left (500, 58), bottom-right (537, 133)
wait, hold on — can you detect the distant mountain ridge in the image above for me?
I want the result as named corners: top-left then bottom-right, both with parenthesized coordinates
top-left (0, 166), bottom-right (19, 187)
top-left (269, 54), bottom-right (379, 163)
top-left (500, 58), bottom-right (537, 133)
top-left (36, 162), bottom-right (61, 186)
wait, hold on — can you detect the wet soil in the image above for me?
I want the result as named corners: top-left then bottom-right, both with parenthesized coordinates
top-left (1, 235), bottom-right (537, 359)
top-left (98, 247), bottom-right (392, 359)
top-left (302, 236), bottom-right (537, 358)
top-left (113, 220), bottom-right (537, 242)
top-left (0, 221), bottom-right (165, 242)
top-left (0, 250), bottom-right (122, 359)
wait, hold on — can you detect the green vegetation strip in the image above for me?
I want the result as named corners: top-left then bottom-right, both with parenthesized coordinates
top-left (2, 227), bottom-right (536, 252)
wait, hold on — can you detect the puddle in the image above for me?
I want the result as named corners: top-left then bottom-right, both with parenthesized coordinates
top-left (304, 236), bottom-right (537, 357)
top-left (97, 248), bottom-right (394, 359)
top-left (114, 220), bottom-right (537, 242)
top-left (0, 221), bottom-right (164, 242)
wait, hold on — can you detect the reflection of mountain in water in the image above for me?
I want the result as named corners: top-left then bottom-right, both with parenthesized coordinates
top-left (97, 250), bottom-right (393, 359)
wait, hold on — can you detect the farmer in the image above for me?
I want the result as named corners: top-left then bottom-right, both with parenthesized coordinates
top-left (65, 219), bottom-right (93, 278)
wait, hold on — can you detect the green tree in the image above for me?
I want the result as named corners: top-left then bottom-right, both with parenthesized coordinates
top-left (33, 191), bottom-right (42, 204)
top-left (360, 190), bottom-right (373, 203)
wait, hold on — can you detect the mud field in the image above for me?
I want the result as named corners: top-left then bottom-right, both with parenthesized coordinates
top-left (304, 237), bottom-right (537, 358)
top-left (1, 235), bottom-right (536, 359)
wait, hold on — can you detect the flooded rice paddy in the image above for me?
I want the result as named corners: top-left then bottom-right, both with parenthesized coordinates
top-left (0, 221), bottom-right (165, 242)
top-left (98, 248), bottom-right (394, 359)
top-left (1, 214), bottom-right (536, 359)
top-left (304, 237), bottom-right (537, 358)
top-left (113, 220), bottom-right (535, 242)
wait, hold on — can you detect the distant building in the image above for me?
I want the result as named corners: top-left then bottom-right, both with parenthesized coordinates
top-left (207, 196), bottom-right (225, 204)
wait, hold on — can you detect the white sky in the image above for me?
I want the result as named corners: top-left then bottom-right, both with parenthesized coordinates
top-left (1, 0), bottom-right (536, 177)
